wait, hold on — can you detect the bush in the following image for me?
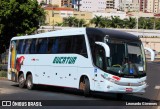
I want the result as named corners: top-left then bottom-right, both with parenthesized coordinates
top-left (0, 71), bottom-right (7, 77)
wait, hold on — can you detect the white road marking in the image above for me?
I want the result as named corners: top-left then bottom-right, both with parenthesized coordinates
top-left (155, 85), bottom-right (160, 90)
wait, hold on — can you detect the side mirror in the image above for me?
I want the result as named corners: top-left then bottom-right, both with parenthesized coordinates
top-left (144, 47), bottom-right (155, 61)
top-left (95, 42), bottom-right (110, 57)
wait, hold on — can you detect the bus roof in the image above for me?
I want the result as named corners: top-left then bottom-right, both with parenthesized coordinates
top-left (11, 27), bottom-right (139, 41)
top-left (86, 28), bottom-right (140, 41)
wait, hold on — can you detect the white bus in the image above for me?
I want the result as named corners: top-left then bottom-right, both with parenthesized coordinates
top-left (8, 28), bottom-right (147, 98)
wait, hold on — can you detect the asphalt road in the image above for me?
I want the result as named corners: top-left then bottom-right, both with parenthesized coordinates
top-left (0, 62), bottom-right (160, 109)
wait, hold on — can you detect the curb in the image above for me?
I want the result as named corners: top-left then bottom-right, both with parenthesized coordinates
top-left (0, 77), bottom-right (8, 80)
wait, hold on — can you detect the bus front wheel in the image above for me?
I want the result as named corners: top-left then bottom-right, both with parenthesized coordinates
top-left (18, 74), bottom-right (25, 88)
top-left (80, 77), bottom-right (90, 97)
top-left (26, 75), bottom-right (34, 90)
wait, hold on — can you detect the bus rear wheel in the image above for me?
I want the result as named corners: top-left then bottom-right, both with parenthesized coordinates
top-left (18, 74), bottom-right (25, 88)
top-left (26, 75), bottom-right (34, 90)
top-left (80, 77), bottom-right (90, 97)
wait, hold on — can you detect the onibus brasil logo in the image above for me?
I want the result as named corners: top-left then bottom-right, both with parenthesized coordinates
top-left (53, 57), bottom-right (77, 64)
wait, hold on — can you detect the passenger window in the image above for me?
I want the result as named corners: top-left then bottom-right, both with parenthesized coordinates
top-left (37, 38), bottom-right (48, 54)
top-left (16, 40), bottom-right (19, 54)
top-left (17, 40), bottom-right (24, 54)
top-left (48, 37), bottom-right (59, 54)
top-left (21, 40), bottom-right (27, 54)
top-left (58, 37), bottom-right (66, 53)
top-left (58, 37), bottom-right (72, 53)
top-left (72, 35), bottom-right (88, 57)
top-left (29, 39), bottom-right (36, 54)
top-left (24, 39), bottom-right (32, 54)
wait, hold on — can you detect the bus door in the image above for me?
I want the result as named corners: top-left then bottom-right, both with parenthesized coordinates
top-left (93, 44), bottom-right (107, 90)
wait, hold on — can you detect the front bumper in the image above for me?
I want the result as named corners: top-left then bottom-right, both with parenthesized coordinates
top-left (104, 81), bottom-right (148, 93)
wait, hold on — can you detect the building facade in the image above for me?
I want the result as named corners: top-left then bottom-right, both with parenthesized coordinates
top-left (114, 0), bottom-right (120, 10)
top-left (139, 0), bottom-right (147, 12)
top-left (106, 0), bottom-right (115, 9)
top-left (92, 11), bottom-right (127, 19)
top-left (119, 0), bottom-right (140, 12)
top-left (79, 0), bottom-right (106, 12)
top-left (44, 7), bottom-right (74, 25)
top-left (147, 0), bottom-right (160, 13)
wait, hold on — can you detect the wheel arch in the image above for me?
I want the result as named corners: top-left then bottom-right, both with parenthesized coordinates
top-left (18, 71), bottom-right (24, 82)
top-left (26, 71), bottom-right (32, 79)
top-left (79, 75), bottom-right (90, 88)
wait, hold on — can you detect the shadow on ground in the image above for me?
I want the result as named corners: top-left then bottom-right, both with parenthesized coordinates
top-left (11, 83), bottom-right (151, 102)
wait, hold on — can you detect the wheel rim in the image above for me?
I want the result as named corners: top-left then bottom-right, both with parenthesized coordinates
top-left (80, 82), bottom-right (86, 90)
top-left (27, 79), bottom-right (32, 88)
top-left (19, 76), bottom-right (24, 86)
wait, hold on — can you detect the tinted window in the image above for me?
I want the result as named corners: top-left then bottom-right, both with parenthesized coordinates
top-left (24, 39), bottom-right (32, 54)
top-left (17, 40), bottom-right (24, 54)
top-left (29, 39), bottom-right (36, 54)
top-left (72, 35), bottom-right (87, 57)
top-left (37, 38), bottom-right (48, 54)
top-left (58, 37), bottom-right (72, 53)
top-left (48, 37), bottom-right (59, 54)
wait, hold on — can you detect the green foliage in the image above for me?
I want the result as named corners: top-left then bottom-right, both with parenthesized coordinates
top-left (90, 16), bottom-right (136, 28)
top-left (138, 17), bottom-right (154, 29)
top-left (0, 0), bottom-right (45, 53)
top-left (90, 15), bottom-right (103, 27)
top-left (155, 19), bottom-right (160, 30)
top-left (0, 70), bottom-right (7, 77)
top-left (123, 17), bottom-right (136, 29)
top-left (63, 16), bottom-right (86, 27)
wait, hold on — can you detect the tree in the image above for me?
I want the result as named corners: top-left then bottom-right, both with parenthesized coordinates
top-left (138, 17), bottom-right (154, 29)
top-left (110, 16), bottom-right (123, 28)
top-left (90, 15), bottom-right (103, 27)
top-left (123, 17), bottom-right (136, 29)
top-left (75, 19), bottom-right (86, 27)
top-left (155, 18), bottom-right (160, 30)
top-left (63, 16), bottom-right (77, 27)
top-left (0, 0), bottom-right (45, 53)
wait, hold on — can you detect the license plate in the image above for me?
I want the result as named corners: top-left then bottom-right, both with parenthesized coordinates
top-left (126, 88), bottom-right (133, 92)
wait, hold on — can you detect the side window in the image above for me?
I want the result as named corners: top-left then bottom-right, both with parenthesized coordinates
top-left (72, 35), bottom-right (88, 58)
top-left (29, 39), bottom-right (36, 54)
top-left (58, 37), bottom-right (66, 53)
top-left (21, 40), bottom-right (27, 54)
top-left (58, 36), bottom-right (72, 53)
top-left (37, 38), bottom-right (48, 54)
top-left (48, 37), bottom-right (59, 54)
top-left (94, 45), bottom-right (106, 70)
top-left (24, 39), bottom-right (32, 54)
top-left (17, 40), bottom-right (24, 54)
top-left (16, 40), bottom-right (19, 54)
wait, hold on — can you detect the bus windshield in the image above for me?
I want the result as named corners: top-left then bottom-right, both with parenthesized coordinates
top-left (106, 40), bottom-right (146, 78)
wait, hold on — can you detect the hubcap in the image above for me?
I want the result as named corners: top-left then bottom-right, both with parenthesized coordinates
top-left (27, 80), bottom-right (32, 88)
top-left (80, 82), bottom-right (85, 90)
top-left (19, 77), bottom-right (24, 84)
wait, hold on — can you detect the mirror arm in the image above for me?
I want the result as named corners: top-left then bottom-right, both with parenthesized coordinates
top-left (95, 41), bottom-right (110, 57)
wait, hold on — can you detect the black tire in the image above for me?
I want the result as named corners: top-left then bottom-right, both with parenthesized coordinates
top-left (26, 75), bottom-right (34, 90)
top-left (84, 78), bottom-right (90, 97)
top-left (116, 93), bottom-right (123, 100)
top-left (18, 74), bottom-right (25, 88)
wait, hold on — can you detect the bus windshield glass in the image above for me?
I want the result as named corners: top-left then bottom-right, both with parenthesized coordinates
top-left (106, 40), bottom-right (146, 78)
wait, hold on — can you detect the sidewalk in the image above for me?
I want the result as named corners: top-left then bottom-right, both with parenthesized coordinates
top-left (0, 77), bottom-right (8, 80)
